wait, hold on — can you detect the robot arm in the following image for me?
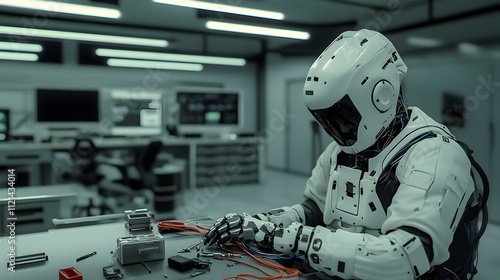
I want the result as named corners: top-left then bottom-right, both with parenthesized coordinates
top-left (273, 224), bottom-right (430, 280)
top-left (203, 199), bottom-right (323, 247)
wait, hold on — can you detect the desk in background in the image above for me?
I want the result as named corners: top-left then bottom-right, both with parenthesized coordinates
top-left (0, 184), bottom-right (77, 236)
top-left (0, 136), bottom-right (264, 189)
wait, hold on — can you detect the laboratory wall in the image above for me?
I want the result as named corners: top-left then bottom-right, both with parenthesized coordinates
top-left (404, 50), bottom-right (498, 223)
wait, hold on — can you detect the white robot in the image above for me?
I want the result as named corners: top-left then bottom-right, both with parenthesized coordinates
top-left (203, 29), bottom-right (488, 280)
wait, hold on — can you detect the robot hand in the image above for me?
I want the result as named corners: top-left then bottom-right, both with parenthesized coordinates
top-left (203, 213), bottom-right (277, 247)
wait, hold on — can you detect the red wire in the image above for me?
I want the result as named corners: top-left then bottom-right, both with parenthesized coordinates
top-left (157, 220), bottom-right (302, 279)
top-left (156, 221), bottom-right (207, 234)
top-left (220, 243), bottom-right (302, 280)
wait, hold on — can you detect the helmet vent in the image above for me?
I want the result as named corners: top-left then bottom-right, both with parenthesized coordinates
top-left (331, 55), bottom-right (335, 60)
top-left (382, 58), bottom-right (392, 70)
top-left (305, 90), bottom-right (314, 96)
top-left (392, 51), bottom-right (398, 61)
top-left (314, 77), bottom-right (319, 82)
top-left (360, 38), bottom-right (368, 46)
top-left (361, 77), bottom-right (369, 85)
top-left (307, 77), bottom-right (311, 81)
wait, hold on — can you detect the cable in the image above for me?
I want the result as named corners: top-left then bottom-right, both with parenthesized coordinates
top-left (218, 242), bottom-right (302, 280)
top-left (156, 221), bottom-right (207, 234)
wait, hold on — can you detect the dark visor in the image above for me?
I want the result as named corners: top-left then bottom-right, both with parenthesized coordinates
top-left (309, 94), bottom-right (362, 147)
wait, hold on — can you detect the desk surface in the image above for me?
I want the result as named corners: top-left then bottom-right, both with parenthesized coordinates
top-left (0, 220), bottom-right (320, 280)
top-left (0, 136), bottom-right (261, 151)
top-left (0, 184), bottom-right (77, 203)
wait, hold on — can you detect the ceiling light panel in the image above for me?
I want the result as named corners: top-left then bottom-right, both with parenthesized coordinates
top-left (96, 48), bottom-right (246, 66)
top-left (107, 58), bottom-right (203, 71)
top-left (0, 51), bottom-right (38, 61)
top-left (406, 36), bottom-right (442, 48)
top-left (0, 41), bottom-right (43, 52)
top-left (153, 0), bottom-right (284, 20)
top-left (0, 26), bottom-right (168, 47)
top-left (206, 21), bottom-right (310, 40)
top-left (0, 0), bottom-right (121, 19)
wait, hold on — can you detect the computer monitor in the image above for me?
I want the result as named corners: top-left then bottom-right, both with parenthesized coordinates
top-left (109, 90), bottom-right (163, 136)
top-left (176, 87), bottom-right (242, 136)
top-left (0, 109), bottom-right (9, 142)
top-left (36, 89), bottom-right (99, 127)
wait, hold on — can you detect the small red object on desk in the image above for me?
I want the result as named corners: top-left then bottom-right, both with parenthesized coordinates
top-left (59, 267), bottom-right (83, 280)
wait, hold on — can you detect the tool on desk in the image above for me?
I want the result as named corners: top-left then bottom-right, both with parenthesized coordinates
top-left (116, 234), bottom-right (165, 265)
top-left (59, 267), bottom-right (83, 280)
top-left (197, 252), bottom-right (242, 259)
top-left (178, 241), bottom-right (203, 253)
top-left (168, 255), bottom-right (194, 272)
top-left (189, 271), bottom-right (208, 278)
top-left (76, 251), bottom-right (96, 262)
top-left (141, 262), bottom-right (152, 273)
top-left (7, 252), bottom-right (48, 268)
top-left (125, 209), bottom-right (154, 233)
top-left (103, 265), bottom-right (123, 279)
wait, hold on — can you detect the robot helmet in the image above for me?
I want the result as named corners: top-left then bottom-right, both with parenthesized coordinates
top-left (304, 29), bottom-right (407, 154)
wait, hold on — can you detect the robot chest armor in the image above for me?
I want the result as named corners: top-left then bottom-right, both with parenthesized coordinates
top-left (323, 164), bottom-right (387, 229)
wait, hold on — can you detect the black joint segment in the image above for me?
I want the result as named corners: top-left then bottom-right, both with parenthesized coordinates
top-left (361, 76), bottom-right (369, 85)
top-left (337, 261), bottom-right (346, 273)
top-left (369, 202), bottom-right (377, 212)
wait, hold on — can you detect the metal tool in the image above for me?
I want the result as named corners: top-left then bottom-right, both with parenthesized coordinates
top-left (197, 253), bottom-right (242, 259)
top-left (178, 241), bottom-right (202, 253)
top-left (77, 251), bottom-right (96, 262)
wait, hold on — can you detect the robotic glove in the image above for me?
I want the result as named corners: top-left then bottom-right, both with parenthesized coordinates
top-left (203, 213), bottom-right (277, 248)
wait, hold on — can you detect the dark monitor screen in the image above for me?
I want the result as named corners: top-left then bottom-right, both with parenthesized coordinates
top-left (36, 89), bottom-right (99, 123)
top-left (177, 92), bottom-right (239, 125)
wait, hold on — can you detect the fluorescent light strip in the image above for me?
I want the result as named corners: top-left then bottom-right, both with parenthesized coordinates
top-left (153, 0), bottom-right (283, 20)
top-left (406, 36), bottom-right (442, 48)
top-left (107, 58), bottom-right (203, 71)
top-left (96, 48), bottom-right (246, 66)
top-left (0, 0), bottom-right (121, 19)
top-left (0, 26), bottom-right (168, 47)
top-left (0, 51), bottom-right (38, 61)
top-left (0, 41), bottom-right (43, 52)
top-left (206, 21), bottom-right (310, 40)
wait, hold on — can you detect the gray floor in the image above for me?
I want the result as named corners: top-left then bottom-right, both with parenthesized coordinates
top-left (172, 168), bottom-right (499, 279)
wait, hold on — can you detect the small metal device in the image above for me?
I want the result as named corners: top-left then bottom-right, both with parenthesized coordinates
top-left (125, 209), bottom-right (154, 232)
top-left (116, 234), bottom-right (165, 265)
top-left (178, 241), bottom-right (202, 253)
top-left (197, 253), bottom-right (241, 259)
top-left (103, 265), bottom-right (123, 279)
top-left (76, 251), bottom-right (96, 262)
top-left (7, 252), bottom-right (48, 268)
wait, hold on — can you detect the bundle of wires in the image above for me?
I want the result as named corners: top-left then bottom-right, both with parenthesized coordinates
top-left (219, 242), bottom-right (302, 280)
top-left (156, 221), bottom-right (209, 234)
top-left (157, 221), bottom-right (303, 279)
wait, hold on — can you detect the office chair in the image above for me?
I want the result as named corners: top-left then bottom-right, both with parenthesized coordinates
top-left (68, 137), bottom-right (113, 217)
top-left (98, 140), bottom-right (163, 212)
top-left (71, 137), bottom-right (103, 185)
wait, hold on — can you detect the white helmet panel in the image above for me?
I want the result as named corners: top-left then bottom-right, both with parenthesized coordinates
top-left (304, 29), bottom-right (407, 154)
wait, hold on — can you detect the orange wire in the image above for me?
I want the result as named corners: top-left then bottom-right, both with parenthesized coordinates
top-left (156, 221), bottom-right (207, 234)
top-left (156, 220), bottom-right (302, 279)
top-left (220, 243), bottom-right (302, 280)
